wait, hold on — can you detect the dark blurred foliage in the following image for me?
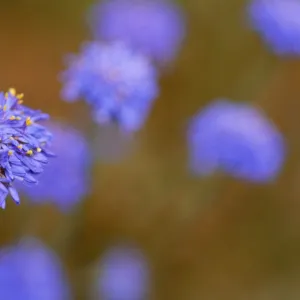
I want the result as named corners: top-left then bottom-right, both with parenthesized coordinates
top-left (1, 0), bottom-right (300, 299)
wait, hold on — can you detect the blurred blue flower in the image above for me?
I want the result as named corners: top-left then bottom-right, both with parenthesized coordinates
top-left (88, 0), bottom-right (186, 65)
top-left (0, 88), bottom-right (54, 209)
top-left (0, 237), bottom-right (70, 300)
top-left (18, 122), bottom-right (91, 211)
top-left (96, 246), bottom-right (150, 300)
top-left (187, 99), bottom-right (286, 182)
top-left (248, 0), bottom-right (300, 55)
top-left (61, 41), bottom-right (158, 133)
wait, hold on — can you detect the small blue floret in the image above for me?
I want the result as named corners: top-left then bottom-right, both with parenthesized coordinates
top-left (187, 99), bottom-right (286, 182)
top-left (88, 0), bottom-right (186, 65)
top-left (61, 41), bottom-right (159, 133)
top-left (0, 238), bottom-right (70, 299)
top-left (18, 122), bottom-right (91, 211)
top-left (248, 0), bottom-right (300, 55)
top-left (0, 88), bottom-right (54, 208)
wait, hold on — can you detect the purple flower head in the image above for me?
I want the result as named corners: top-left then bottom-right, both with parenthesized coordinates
top-left (248, 0), bottom-right (300, 55)
top-left (96, 246), bottom-right (150, 300)
top-left (0, 88), bottom-right (54, 208)
top-left (18, 122), bottom-right (91, 211)
top-left (88, 0), bottom-right (186, 65)
top-left (61, 41), bottom-right (158, 133)
top-left (0, 237), bottom-right (70, 300)
top-left (187, 99), bottom-right (286, 182)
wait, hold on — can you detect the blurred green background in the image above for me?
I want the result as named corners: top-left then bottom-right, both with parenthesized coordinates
top-left (1, 0), bottom-right (300, 299)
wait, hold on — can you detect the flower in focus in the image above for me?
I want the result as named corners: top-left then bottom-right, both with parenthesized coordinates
top-left (95, 246), bottom-right (150, 300)
top-left (0, 88), bottom-right (54, 208)
top-left (248, 0), bottom-right (300, 55)
top-left (61, 41), bottom-right (158, 133)
top-left (0, 237), bottom-right (70, 300)
top-left (187, 99), bottom-right (285, 182)
top-left (18, 122), bottom-right (91, 211)
top-left (88, 0), bottom-right (186, 65)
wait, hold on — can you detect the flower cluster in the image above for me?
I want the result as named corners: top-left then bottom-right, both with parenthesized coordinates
top-left (248, 0), bottom-right (300, 55)
top-left (61, 42), bottom-right (158, 133)
top-left (0, 238), bottom-right (70, 299)
top-left (61, 0), bottom-right (186, 134)
top-left (0, 88), bottom-right (54, 208)
top-left (96, 246), bottom-right (150, 300)
top-left (187, 99), bottom-right (285, 182)
top-left (89, 0), bottom-right (186, 65)
top-left (18, 122), bottom-right (91, 211)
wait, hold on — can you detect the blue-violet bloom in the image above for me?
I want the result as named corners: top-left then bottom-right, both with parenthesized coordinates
top-left (96, 246), bottom-right (150, 300)
top-left (187, 99), bottom-right (285, 182)
top-left (61, 41), bottom-right (158, 133)
top-left (0, 88), bottom-right (54, 208)
top-left (0, 237), bottom-right (70, 300)
top-left (248, 0), bottom-right (300, 55)
top-left (88, 0), bottom-right (186, 64)
top-left (18, 122), bottom-right (91, 211)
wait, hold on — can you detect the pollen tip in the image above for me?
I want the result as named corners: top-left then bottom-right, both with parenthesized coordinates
top-left (17, 93), bottom-right (24, 99)
top-left (26, 150), bottom-right (33, 156)
top-left (26, 117), bottom-right (33, 126)
top-left (8, 88), bottom-right (16, 96)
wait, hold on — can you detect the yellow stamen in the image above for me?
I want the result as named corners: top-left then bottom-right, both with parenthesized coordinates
top-left (16, 93), bottom-right (24, 99)
top-left (36, 147), bottom-right (42, 152)
top-left (9, 116), bottom-right (16, 121)
top-left (8, 150), bottom-right (13, 156)
top-left (26, 117), bottom-right (33, 126)
top-left (17, 145), bottom-right (23, 150)
top-left (15, 117), bottom-right (21, 120)
top-left (8, 88), bottom-right (16, 96)
top-left (26, 150), bottom-right (33, 156)
top-left (3, 105), bottom-right (7, 111)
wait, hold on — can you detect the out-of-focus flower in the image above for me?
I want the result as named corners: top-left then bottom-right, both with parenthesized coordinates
top-left (248, 0), bottom-right (300, 55)
top-left (18, 122), bottom-right (91, 211)
top-left (187, 99), bottom-right (285, 182)
top-left (88, 0), bottom-right (186, 65)
top-left (61, 41), bottom-right (158, 133)
top-left (0, 88), bottom-right (54, 209)
top-left (0, 237), bottom-right (70, 300)
top-left (95, 246), bottom-right (150, 300)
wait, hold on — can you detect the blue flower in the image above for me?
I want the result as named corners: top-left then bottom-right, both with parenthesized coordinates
top-left (61, 41), bottom-right (158, 133)
top-left (88, 0), bottom-right (186, 65)
top-left (187, 99), bottom-right (286, 182)
top-left (0, 88), bottom-right (54, 208)
top-left (18, 122), bottom-right (91, 211)
top-left (0, 237), bottom-right (70, 300)
top-left (95, 246), bottom-right (150, 300)
top-left (248, 0), bottom-right (300, 55)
